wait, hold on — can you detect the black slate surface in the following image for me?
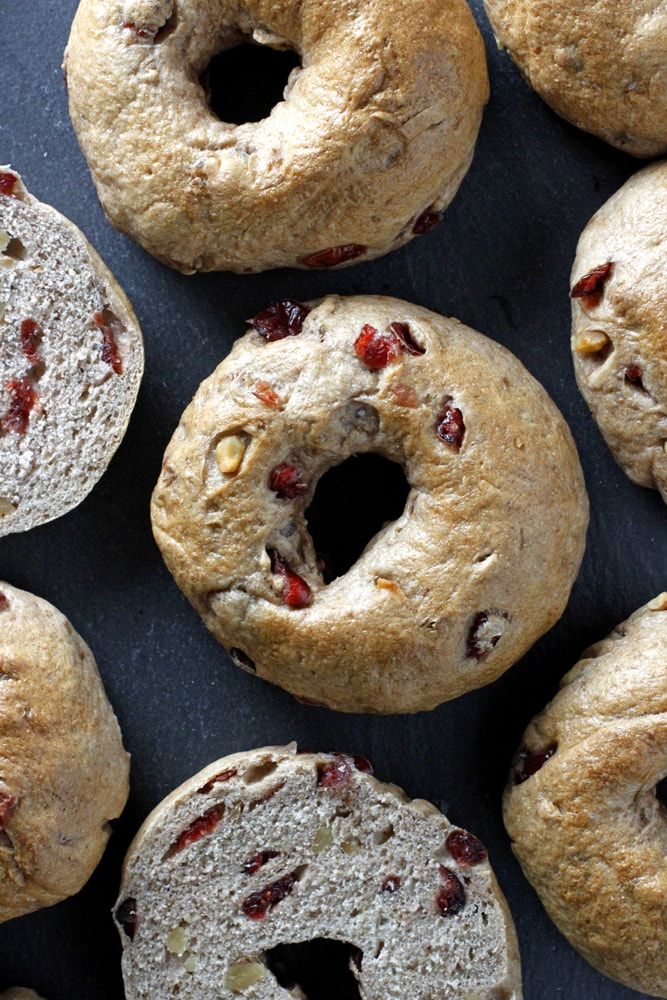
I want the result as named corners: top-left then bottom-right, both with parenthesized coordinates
top-left (0, 3), bottom-right (664, 998)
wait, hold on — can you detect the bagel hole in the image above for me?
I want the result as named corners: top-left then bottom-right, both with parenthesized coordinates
top-left (266, 939), bottom-right (362, 999)
top-left (306, 454), bottom-right (410, 583)
top-left (657, 778), bottom-right (667, 808)
top-left (202, 43), bottom-right (300, 125)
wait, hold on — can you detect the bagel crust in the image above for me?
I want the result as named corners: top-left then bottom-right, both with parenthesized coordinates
top-left (151, 295), bottom-right (588, 714)
top-left (0, 582), bottom-right (130, 923)
top-left (504, 595), bottom-right (667, 997)
top-left (64, 0), bottom-right (489, 273)
top-left (571, 161), bottom-right (667, 503)
top-left (484, 0), bottom-right (667, 158)
top-left (115, 745), bottom-right (522, 999)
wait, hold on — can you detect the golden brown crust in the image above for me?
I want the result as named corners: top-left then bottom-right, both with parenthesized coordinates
top-left (571, 161), bottom-right (667, 502)
top-left (484, 0), bottom-right (667, 157)
top-left (64, 0), bottom-right (489, 272)
top-left (504, 595), bottom-right (667, 997)
top-left (0, 582), bottom-right (130, 923)
top-left (151, 295), bottom-right (588, 714)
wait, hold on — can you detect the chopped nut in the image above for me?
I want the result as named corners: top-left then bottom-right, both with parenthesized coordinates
top-left (0, 497), bottom-right (16, 517)
top-left (341, 837), bottom-right (362, 854)
top-left (375, 577), bottom-right (403, 596)
top-left (648, 594), bottom-right (667, 612)
top-left (514, 438), bottom-right (525, 450)
top-left (574, 330), bottom-right (611, 354)
top-left (216, 434), bottom-right (247, 476)
top-left (183, 956), bottom-right (197, 973)
top-left (166, 926), bottom-right (188, 956)
top-left (225, 961), bottom-right (266, 992)
top-left (312, 825), bottom-right (333, 854)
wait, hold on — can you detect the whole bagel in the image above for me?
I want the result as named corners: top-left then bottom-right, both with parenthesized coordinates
top-left (151, 295), bottom-right (588, 714)
top-left (571, 161), bottom-right (667, 503)
top-left (0, 582), bottom-right (129, 923)
top-left (64, 0), bottom-right (489, 273)
top-left (504, 595), bottom-right (667, 997)
top-left (484, 0), bottom-right (667, 158)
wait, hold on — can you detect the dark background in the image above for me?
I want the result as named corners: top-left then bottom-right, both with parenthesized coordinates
top-left (0, 2), bottom-right (664, 998)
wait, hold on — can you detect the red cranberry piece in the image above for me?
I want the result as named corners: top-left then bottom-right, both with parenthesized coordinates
top-left (0, 592), bottom-right (8, 611)
top-left (351, 755), bottom-right (373, 774)
top-left (354, 324), bottom-right (402, 370)
top-left (625, 365), bottom-right (645, 389)
top-left (0, 791), bottom-right (17, 827)
top-left (381, 875), bottom-right (401, 893)
top-left (269, 463), bottom-right (307, 500)
top-left (93, 312), bottom-right (123, 375)
top-left (389, 322), bottom-right (425, 356)
top-left (317, 754), bottom-right (352, 788)
top-left (115, 897), bottom-right (138, 939)
top-left (242, 849), bottom-right (280, 875)
top-left (302, 244), bottom-right (367, 269)
top-left (413, 209), bottom-right (442, 235)
top-left (198, 769), bottom-right (237, 794)
top-left (2, 378), bottom-right (37, 435)
top-left (166, 804), bottom-right (225, 857)
top-left (446, 829), bottom-right (488, 866)
top-left (123, 20), bottom-right (157, 39)
top-left (436, 402), bottom-right (465, 450)
top-left (242, 871), bottom-right (297, 919)
top-left (571, 262), bottom-right (613, 309)
top-left (513, 744), bottom-right (558, 785)
top-left (437, 865), bottom-right (466, 916)
top-left (20, 319), bottom-right (44, 374)
top-left (0, 172), bottom-right (18, 197)
top-left (269, 550), bottom-right (312, 609)
top-left (248, 300), bottom-right (311, 342)
top-left (253, 381), bottom-right (282, 408)
top-left (466, 610), bottom-right (508, 660)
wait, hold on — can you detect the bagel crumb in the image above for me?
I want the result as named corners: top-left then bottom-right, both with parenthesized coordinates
top-left (216, 435), bottom-right (247, 476)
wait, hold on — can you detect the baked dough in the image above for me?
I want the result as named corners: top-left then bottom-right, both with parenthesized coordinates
top-left (64, 0), bottom-right (489, 272)
top-left (0, 992), bottom-right (45, 1000)
top-left (504, 594), bottom-right (667, 997)
top-left (571, 161), bottom-right (667, 503)
top-left (0, 582), bottom-right (130, 923)
top-left (114, 744), bottom-right (522, 999)
top-left (484, 0), bottom-right (667, 157)
top-left (151, 294), bottom-right (588, 713)
top-left (0, 166), bottom-right (144, 537)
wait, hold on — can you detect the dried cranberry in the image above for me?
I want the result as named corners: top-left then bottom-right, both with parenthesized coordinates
top-left (389, 322), bottom-right (425, 356)
top-left (303, 244), bottom-right (367, 269)
top-left (253, 381), bottom-right (282, 408)
top-left (513, 744), bottom-right (557, 785)
top-left (166, 804), bottom-right (225, 857)
top-left (0, 593), bottom-right (7, 611)
top-left (446, 829), bottom-right (488, 866)
top-left (413, 209), bottom-right (442, 235)
top-left (269, 463), bottom-right (307, 500)
top-left (123, 20), bottom-right (157, 39)
top-left (317, 754), bottom-right (353, 788)
top-left (0, 173), bottom-right (18, 197)
top-left (242, 871), bottom-right (298, 919)
top-left (93, 312), bottom-right (123, 375)
top-left (466, 610), bottom-right (507, 660)
top-left (351, 755), bottom-right (373, 775)
top-left (381, 875), bottom-right (401, 893)
top-left (115, 897), bottom-right (138, 939)
top-left (20, 319), bottom-right (44, 374)
top-left (0, 791), bottom-right (17, 826)
top-left (437, 865), bottom-right (466, 916)
top-left (248, 300), bottom-right (311, 342)
top-left (198, 769), bottom-right (237, 794)
top-left (436, 402), bottom-right (465, 450)
top-left (2, 378), bottom-right (37, 435)
top-left (354, 324), bottom-right (402, 370)
top-left (571, 262), bottom-right (613, 308)
top-left (269, 550), bottom-right (312, 608)
top-left (625, 365), bottom-right (644, 389)
top-left (242, 850), bottom-right (280, 875)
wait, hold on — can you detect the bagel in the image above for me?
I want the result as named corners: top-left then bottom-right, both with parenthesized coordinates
top-left (151, 294), bottom-right (589, 714)
top-left (64, 0), bottom-right (489, 273)
top-left (114, 744), bottom-right (522, 999)
top-left (0, 166), bottom-right (144, 537)
top-left (0, 582), bottom-right (129, 923)
top-left (483, 0), bottom-right (667, 158)
top-left (503, 594), bottom-right (667, 997)
top-left (0, 992), bottom-right (44, 1000)
top-left (571, 161), bottom-right (667, 503)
